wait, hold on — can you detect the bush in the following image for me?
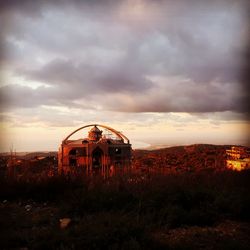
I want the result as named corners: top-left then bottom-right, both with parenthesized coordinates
top-left (1, 170), bottom-right (249, 249)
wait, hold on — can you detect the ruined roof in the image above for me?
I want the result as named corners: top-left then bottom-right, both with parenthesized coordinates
top-left (65, 137), bottom-right (125, 145)
top-left (62, 124), bottom-right (130, 145)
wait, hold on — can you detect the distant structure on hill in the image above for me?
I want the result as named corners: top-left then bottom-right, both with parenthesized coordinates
top-left (226, 146), bottom-right (250, 171)
top-left (58, 124), bottom-right (132, 175)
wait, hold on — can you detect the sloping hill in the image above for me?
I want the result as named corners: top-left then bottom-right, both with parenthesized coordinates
top-left (133, 144), bottom-right (235, 172)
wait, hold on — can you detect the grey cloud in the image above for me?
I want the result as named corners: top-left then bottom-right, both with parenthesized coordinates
top-left (99, 80), bottom-right (246, 113)
top-left (0, 83), bottom-right (85, 110)
top-left (0, 0), bottom-right (249, 114)
top-left (21, 58), bottom-right (152, 94)
top-left (0, 84), bottom-right (52, 109)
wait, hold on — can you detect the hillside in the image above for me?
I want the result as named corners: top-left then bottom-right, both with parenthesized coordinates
top-left (1, 144), bottom-right (249, 175)
top-left (1, 144), bottom-right (250, 249)
top-left (133, 144), bottom-right (238, 172)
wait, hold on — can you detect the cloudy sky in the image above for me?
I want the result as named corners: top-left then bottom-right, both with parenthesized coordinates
top-left (0, 0), bottom-right (249, 152)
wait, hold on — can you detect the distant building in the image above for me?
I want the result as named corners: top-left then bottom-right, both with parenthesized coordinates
top-left (58, 124), bottom-right (132, 175)
top-left (226, 146), bottom-right (249, 160)
top-left (226, 146), bottom-right (250, 171)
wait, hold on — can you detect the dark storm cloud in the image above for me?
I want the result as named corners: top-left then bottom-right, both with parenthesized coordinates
top-left (0, 0), bottom-right (249, 113)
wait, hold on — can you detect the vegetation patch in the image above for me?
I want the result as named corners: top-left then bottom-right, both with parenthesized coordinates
top-left (0, 170), bottom-right (250, 249)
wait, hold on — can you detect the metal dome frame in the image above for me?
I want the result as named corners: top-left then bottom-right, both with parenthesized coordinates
top-left (62, 124), bottom-right (130, 144)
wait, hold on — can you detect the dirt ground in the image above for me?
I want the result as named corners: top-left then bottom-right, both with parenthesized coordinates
top-left (152, 220), bottom-right (250, 250)
top-left (1, 200), bottom-right (250, 250)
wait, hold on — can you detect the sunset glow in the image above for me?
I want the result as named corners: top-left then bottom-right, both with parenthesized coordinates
top-left (0, 0), bottom-right (249, 152)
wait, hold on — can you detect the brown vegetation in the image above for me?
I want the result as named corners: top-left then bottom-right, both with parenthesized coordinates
top-left (0, 145), bottom-right (249, 249)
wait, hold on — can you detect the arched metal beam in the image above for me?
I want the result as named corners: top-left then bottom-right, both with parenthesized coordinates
top-left (62, 124), bottom-right (130, 144)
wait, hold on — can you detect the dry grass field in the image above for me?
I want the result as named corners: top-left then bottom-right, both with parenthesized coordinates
top-left (0, 145), bottom-right (249, 249)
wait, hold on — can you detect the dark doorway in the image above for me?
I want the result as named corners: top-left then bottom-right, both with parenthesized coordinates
top-left (92, 147), bottom-right (103, 169)
top-left (69, 149), bottom-right (77, 166)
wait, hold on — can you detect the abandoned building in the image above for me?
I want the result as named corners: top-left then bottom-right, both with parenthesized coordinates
top-left (58, 124), bottom-right (132, 175)
top-left (226, 146), bottom-right (250, 171)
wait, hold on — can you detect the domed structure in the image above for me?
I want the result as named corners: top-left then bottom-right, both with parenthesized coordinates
top-left (88, 125), bottom-right (102, 141)
top-left (58, 124), bottom-right (132, 175)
